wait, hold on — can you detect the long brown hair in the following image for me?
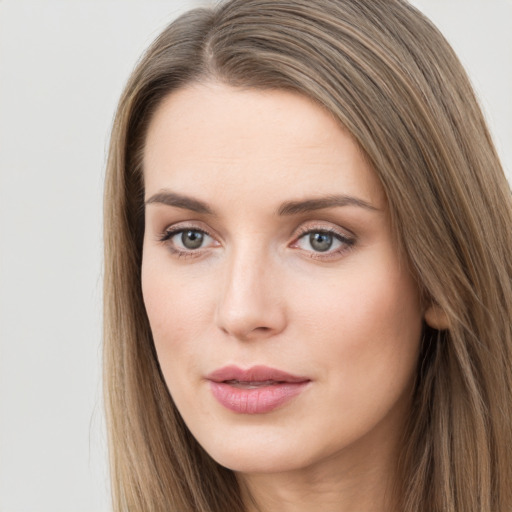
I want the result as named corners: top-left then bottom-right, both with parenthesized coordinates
top-left (103, 1), bottom-right (512, 510)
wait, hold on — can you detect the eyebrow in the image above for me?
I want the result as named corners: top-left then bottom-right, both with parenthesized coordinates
top-left (145, 191), bottom-right (213, 214)
top-left (145, 190), bottom-right (378, 216)
top-left (277, 195), bottom-right (379, 215)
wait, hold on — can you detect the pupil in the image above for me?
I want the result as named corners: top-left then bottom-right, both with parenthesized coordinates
top-left (310, 232), bottom-right (332, 252)
top-left (182, 230), bottom-right (204, 249)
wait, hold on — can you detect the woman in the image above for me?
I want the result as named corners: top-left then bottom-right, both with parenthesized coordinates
top-left (103, 0), bottom-right (512, 510)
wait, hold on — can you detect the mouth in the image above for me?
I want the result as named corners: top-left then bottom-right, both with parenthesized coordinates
top-left (207, 364), bottom-right (309, 384)
top-left (206, 365), bottom-right (311, 414)
top-left (223, 380), bottom-right (287, 389)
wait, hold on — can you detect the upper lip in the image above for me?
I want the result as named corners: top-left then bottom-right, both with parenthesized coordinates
top-left (206, 365), bottom-right (310, 383)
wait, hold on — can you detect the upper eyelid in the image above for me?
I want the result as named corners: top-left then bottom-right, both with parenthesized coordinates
top-left (292, 229), bottom-right (354, 249)
top-left (293, 222), bottom-right (355, 240)
top-left (158, 227), bottom-right (218, 256)
top-left (157, 220), bottom-right (355, 244)
top-left (155, 225), bottom-right (214, 247)
top-left (161, 221), bottom-right (216, 237)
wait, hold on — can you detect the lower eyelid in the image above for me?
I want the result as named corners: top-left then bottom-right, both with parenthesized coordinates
top-left (156, 224), bottom-right (354, 256)
top-left (159, 227), bottom-right (221, 255)
top-left (291, 229), bottom-right (356, 257)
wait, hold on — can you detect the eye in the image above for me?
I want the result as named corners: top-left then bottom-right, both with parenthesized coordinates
top-left (293, 228), bottom-right (354, 257)
top-left (304, 232), bottom-right (337, 252)
top-left (176, 230), bottom-right (209, 250)
top-left (159, 227), bottom-right (217, 254)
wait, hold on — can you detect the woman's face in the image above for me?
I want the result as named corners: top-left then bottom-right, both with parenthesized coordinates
top-left (142, 83), bottom-right (423, 476)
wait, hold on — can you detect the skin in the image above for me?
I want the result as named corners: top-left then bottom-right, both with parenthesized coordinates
top-left (141, 83), bottom-right (425, 512)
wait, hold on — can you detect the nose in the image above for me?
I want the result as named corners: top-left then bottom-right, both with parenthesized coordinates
top-left (214, 245), bottom-right (287, 341)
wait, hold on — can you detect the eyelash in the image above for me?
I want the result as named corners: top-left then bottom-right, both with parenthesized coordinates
top-left (157, 226), bottom-right (216, 259)
top-left (292, 226), bottom-right (355, 260)
top-left (157, 224), bottom-right (356, 260)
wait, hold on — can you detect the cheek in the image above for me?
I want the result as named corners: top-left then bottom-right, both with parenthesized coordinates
top-left (141, 252), bottom-right (211, 357)
top-left (294, 257), bottom-right (423, 400)
top-left (297, 256), bottom-right (421, 339)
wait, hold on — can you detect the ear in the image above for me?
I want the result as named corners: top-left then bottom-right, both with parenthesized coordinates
top-left (424, 304), bottom-right (450, 330)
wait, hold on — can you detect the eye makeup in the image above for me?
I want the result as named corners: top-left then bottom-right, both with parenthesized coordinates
top-left (155, 219), bottom-right (357, 262)
top-left (290, 223), bottom-right (356, 261)
top-left (156, 223), bottom-right (219, 259)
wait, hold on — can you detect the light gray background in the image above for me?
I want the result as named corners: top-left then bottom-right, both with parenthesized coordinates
top-left (0, 1), bottom-right (510, 511)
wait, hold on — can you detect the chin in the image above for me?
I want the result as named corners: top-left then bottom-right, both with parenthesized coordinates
top-left (193, 423), bottom-right (323, 475)
top-left (210, 448), bottom-right (305, 475)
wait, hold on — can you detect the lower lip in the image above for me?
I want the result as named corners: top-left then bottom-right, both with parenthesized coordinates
top-left (209, 381), bottom-right (309, 414)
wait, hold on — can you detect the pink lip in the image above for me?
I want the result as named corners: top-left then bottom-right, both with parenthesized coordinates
top-left (206, 365), bottom-right (310, 414)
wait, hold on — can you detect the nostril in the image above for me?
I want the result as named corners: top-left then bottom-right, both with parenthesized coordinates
top-left (214, 275), bottom-right (287, 340)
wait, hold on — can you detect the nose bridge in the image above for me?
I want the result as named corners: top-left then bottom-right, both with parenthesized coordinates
top-left (215, 239), bottom-right (285, 340)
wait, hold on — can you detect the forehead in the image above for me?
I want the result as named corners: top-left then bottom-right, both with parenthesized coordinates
top-left (143, 82), bottom-right (384, 210)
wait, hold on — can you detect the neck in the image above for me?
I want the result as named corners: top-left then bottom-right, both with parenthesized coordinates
top-left (237, 415), bottom-right (404, 512)
top-left (240, 460), bottom-right (397, 512)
